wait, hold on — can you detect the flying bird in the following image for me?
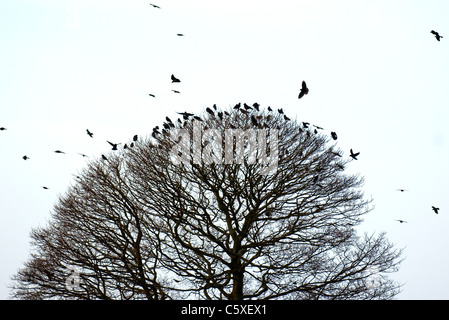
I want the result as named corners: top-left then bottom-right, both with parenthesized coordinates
top-left (396, 189), bottom-right (408, 192)
top-left (350, 149), bottom-right (360, 160)
top-left (0, 127), bottom-right (6, 131)
top-left (79, 153), bottom-right (88, 158)
top-left (42, 186), bottom-right (49, 190)
top-left (177, 111), bottom-right (194, 119)
top-left (86, 129), bottom-right (93, 138)
top-left (172, 90), bottom-right (180, 94)
top-left (150, 3), bottom-right (160, 9)
top-left (149, 93), bottom-right (155, 97)
top-left (331, 131), bottom-right (338, 140)
top-left (171, 74), bottom-right (181, 83)
top-left (432, 206), bottom-right (440, 214)
top-left (177, 33), bottom-right (184, 36)
top-left (23, 155), bottom-right (29, 160)
top-left (298, 81), bottom-right (309, 99)
top-left (107, 141), bottom-right (120, 151)
top-left (431, 30), bottom-right (443, 41)
top-left (54, 150), bottom-right (65, 154)
top-left (396, 220), bottom-right (408, 223)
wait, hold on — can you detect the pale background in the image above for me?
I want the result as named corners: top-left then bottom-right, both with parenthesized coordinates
top-left (1, 0), bottom-right (448, 299)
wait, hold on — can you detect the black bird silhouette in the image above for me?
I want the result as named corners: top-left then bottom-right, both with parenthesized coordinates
top-left (206, 107), bottom-right (214, 116)
top-left (166, 117), bottom-right (172, 123)
top-left (177, 111), bottom-right (194, 119)
top-left (251, 115), bottom-right (258, 126)
top-left (193, 116), bottom-right (203, 121)
top-left (101, 154), bottom-right (108, 161)
top-left (278, 108), bottom-right (284, 114)
top-left (148, 93), bottom-right (155, 97)
top-left (0, 127), bottom-right (6, 131)
top-left (133, 135), bottom-right (138, 142)
top-left (243, 103), bottom-right (252, 110)
top-left (107, 141), bottom-right (119, 151)
top-left (302, 122), bottom-right (310, 128)
top-left (163, 122), bottom-right (170, 130)
top-left (233, 103), bottom-right (241, 110)
top-left (431, 30), bottom-right (443, 41)
top-left (177, 33), bottom-right (184, 36)
top-left (396, 220), bottom-right (408, 223)
top-left (150, 3), bottom-right (160, 9)
top-left (298, 81), bottom-right (309, 99)
top-left (396, 189), bottom-right (408, 192)
top-left (284, 115), bottom-right (291, 121)
top-left (86, 129), bottom-right (93, 138)
top-left (213, 104), bottom-right (217, 110)
top-left (23, 155), bottom-right (29, 160)
top-left (267, 106), bottom-right (272, 112)
top-left (432, 206), bottom-right (440, 214)
top-left (350, 149), bottom-right (360, 160)
top-left (79, 153), bottom-right (88, 158)
top-left (172, 90), bottom-right (180, 94)
top-left (42, 186), bottom-right (49, 190)
top-left (253, 103), bottom-right (260, 111)
top-left (171, 74), bottom-right (181, 83)
top-left (331, 131), bottom-right (338, 140)
top-left (152, 126), bottom-right (160, 134)
top-left (54, 150), bottom-right (65, 154)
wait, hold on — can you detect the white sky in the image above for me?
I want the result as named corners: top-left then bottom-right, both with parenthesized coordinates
top-left (1, 0), bottom-right (448, 299)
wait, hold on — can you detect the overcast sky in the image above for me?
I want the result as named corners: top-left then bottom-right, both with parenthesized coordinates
top-left (1, 0), bottom-right (448, 299)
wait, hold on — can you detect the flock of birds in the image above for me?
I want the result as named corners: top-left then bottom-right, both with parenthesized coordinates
top-left (1, 4), bottom-right (444, 224)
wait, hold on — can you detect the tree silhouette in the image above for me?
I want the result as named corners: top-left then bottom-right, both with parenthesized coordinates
top-left (10, 105), bottom-right (402, 300)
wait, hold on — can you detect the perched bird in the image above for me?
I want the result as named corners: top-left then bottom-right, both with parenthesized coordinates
top-left (54, 150), bottom-right (65, 154)
top-left (0, 127), bottom-right (6, 131)
top-left (432, 206), bottom-right (440, 214)
top-left (206, 107), bottom-right (214, 116)
top-left (278, 108), bottom-right (284, 114)
top-left (171, 74), bottom-right (181, 83)
top-left (86, 129), bottom-right (93, 138)
top-left (101, 154), bottom-right (108, 161)
top-left (149, 93), bottom-right (155, 97)
top-left (396, 220), bottom-right (408, 223)
top-left (253, 103), bottom-right (260, 111)
top-left (166, 117), bottom-right (172, 123)
top-left (298, 81), bottom-right (309, 99)
top-left (243, 103), bottom-right (252, 110)
top-left (152, 126), bottom-right (160, 134)
top-left (107, 141), bottom-right (120, 151)
top-left (133, 135), bottom-right (138, 142)
top-left (350, 149), bottom-right (360, 160)
top-left (193, 116), bottom-right (203, 121)
top-left (331, 131), bottom-right (338, 140)
top-left (23, 155), bottom-right (29, 160)
top-left (251, 115), bottom-right (258, 126)
top-left (267, 106), bottom-right (272, 112)
top-left (213, 104), bottom-right (217, 110)
top-left (431, 30), bottom-right (443, 41)
top-left (150, 3), bottom-right (160, 9)
top-left (284, 115), bottom-right (291, 121)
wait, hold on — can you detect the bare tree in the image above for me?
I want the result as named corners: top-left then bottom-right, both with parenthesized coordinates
top-left (10, 105), bottom-right (403, 300)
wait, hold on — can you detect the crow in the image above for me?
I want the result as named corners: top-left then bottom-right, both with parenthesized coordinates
top-left (149, 93), bottom-right (155, 97)
top-left (298, 81), bottom-right (309, 99)
top-left (42, 186), bottom-right (49, 190)
top-left (432, 206), bottom-right (440, 214)
top-left (150, 3), bottom-right (160, 9)
top-left (267, 106), bottom-right (272, 112)
top-left (206, 107), bottom-right (214, 116)
top-left (166, 117), bottom-right (172, 123)
top-left (302, 122), bottom-right (310, 128)
top-left (278, 108), bottom-right (284, 114)
top-left (193, 116), bottom-right (203, 121)
top-left (234, 103), bottom-right (241, 110)
top-left (172, 90), bottom-right (180, 94)
top-left (213, 104), bottom-right (218, 110)
top-left (431, 30), bottom-right (443, 41)
top-left (177, 111), bottom-right (194, 119)
top-left (350, 149), bottom-right (360, 160)
top-left (253, 103), bottom-right (260, 111)
top-left (133, 135), bottom-right (138, 142)
top-left (86, 129), bottom-right (93, 138)
top-left (284, 115), bottom-right (291, 121)
top-left (331, 131), bottom-right (338, 140)
top-left (54, 150), bottom-right (65, 154)
top-left (153, 126), bottom-right (160, 134)
top-left (171, 74), bottom-right (181, 83)
top-left (243, 103), bottom-right (252, 110)
top-left (107, 141), bottom-right (120, 151)
top-left (101, 154), bottom-right (108, 161)
top-left (0, 127), bottom-right (6, 131)
top-left (22, 155), bottom-right (29, 160)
